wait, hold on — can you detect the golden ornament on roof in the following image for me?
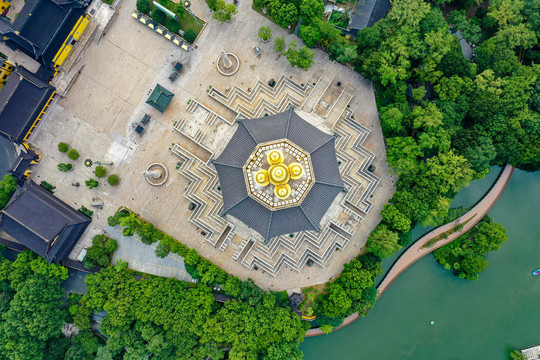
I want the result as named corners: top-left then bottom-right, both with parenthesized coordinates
top-left (274, 184), bottom-right (291, 199)
top-left (254, 169), bottom-right (270, 186)
top-left (267, 150), bottom-right (283, 165)
top-left (288, 163), bottom-right (303, 180)
top-left (253, 148), bottom-right (304, 200)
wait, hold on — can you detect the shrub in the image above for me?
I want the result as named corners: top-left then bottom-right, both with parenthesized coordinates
top-left (183, 29), bottom-right (197, 43)
top-left (253, 0), bottom-right (266, 8)
top-left (107, 174), bottom-right (120, 186)
top-left (167, 18), bottom-right (181, 33)
top-left (94, 165), bottom-right (107, 178)
top-left (206, 0), bottom-right (217, 11)
top-left (155, 241), bottom-right (170, 258)
top-left (57, 163), bottom-right (73, 172)
top-left (67, 149), bottom-right (80, 160)
top-left (84, 234), bottom-right (118, 268)
top-left (0, 175), bottom-right (17, 210)
top-left (85, 179), bottom-right (99, 189)
top-left (258, 26), bottom-right (272, 41)
top-left (58, 142), bottom-right (69, 153)
top-left (151, 8), bottom-right (167, 24)
top-left (107, 211), bottom-right (127, 226)
top-left (136, 0), bottom-right (150, 14)
top-left (274, 35), bottom-right (286, 53)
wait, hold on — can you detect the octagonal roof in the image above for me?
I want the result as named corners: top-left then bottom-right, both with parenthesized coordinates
top-left (213, 108), bottom-right (344, 241)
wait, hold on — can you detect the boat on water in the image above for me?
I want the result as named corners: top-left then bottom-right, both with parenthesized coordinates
top-left (533, 269), bottom-right (540, 276)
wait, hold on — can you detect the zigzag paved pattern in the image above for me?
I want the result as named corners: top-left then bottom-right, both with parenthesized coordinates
top-left (170, 73), bottom-right (381, 276)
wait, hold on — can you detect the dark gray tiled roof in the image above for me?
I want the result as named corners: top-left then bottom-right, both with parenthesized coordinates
top-left (213, 163), bottom-right (248, 212)
top-left (0, 180), bottom-right (91, 263)
top-left (214, 109), bottom-right (345, 241)
top-left (0, 66), bottom-right (55, 143)
top-left (286, 110), bottom-right (333, 152)
top-left (0, 0), bottom-right (88, 66)
top-left (310, 138), bottom-right (344, 187)
top-left (349, 0), bottom-right (390, 32)
top-left (242, 111), bottom-right (291, 143)
top-left (301, 182), bottom-right (343, 225)
top-left (213, 121), bottom-right (257, 168)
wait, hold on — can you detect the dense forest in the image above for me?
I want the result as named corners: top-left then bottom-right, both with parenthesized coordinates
top-left (304, 0), bottom-right (539, 330)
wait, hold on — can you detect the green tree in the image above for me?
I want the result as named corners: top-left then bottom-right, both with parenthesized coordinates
top-left (299, 24), bottom-right (321, 47)
top-left (95, 165), bottom-right (107, 178)
top-left (386, 137), bottom-right (423, 175)
top-left (381, 203), bottom-right (412, 233)
top-left (167, 18), bottom-right (181, 34)
top-left (213, 0), bottom-right (237, 23)
top-left (107, 174), bottom-right (120, 186)
top-left (319, 283), bottom-right (351, 318)
top-left (258, 25), bottom-right (273, 41)
top-left (85, 179), bottom-right (99, 189)
top-left (57, 162), bottom-right (73, 172)
top-left (154, 241), bottom-right (170, 258)
top-left (151, 9), bottom-right (167, 24)
top-left (67, 149), bottom-right (80, 160)
top-left (299, 0), bottom-right (324, 24)
top-left (136, 0), bottom-right (150, 14)
top-left (0, 274), bottom-right (66, 359)
top-left (274, 35), bottom-right (286, 53)
top-left (0, 174), bottom-right (17, 210)
top-left (366, 225), bottom-right (401, 258)
top-left (387, 0), bottom-right (430, 27)
top-left (58, 142), bottom-right (69, 153)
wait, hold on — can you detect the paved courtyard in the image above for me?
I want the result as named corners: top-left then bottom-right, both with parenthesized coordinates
top-left (29, 0), bottom-right (395, 290)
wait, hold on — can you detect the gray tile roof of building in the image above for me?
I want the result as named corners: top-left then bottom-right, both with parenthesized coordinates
top-left (215, 109), bottom-right (344, 241)
top-left (0, 66), bottom-right (55, 143)
top-left (0, 180), bottom-right (91, 263)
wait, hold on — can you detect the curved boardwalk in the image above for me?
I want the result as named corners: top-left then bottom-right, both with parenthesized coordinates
top-left (305, 164), bottom-right (514, 337)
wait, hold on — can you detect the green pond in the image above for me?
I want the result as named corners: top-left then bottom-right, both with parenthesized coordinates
top-left (301, 168), bottom-right (540, 359)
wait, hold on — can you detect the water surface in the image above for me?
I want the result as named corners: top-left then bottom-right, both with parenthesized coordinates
top-left (302, 169), bottom-right (540, 359)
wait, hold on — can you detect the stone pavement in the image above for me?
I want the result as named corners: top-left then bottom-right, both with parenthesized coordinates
top-left (28, 0), bottom-right (395, 290)
top-left (107, 225), bottom-right (193, 282)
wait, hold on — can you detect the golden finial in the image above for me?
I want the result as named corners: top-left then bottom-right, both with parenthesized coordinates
top-left (254, 169), bottom-right (269, 186)
top-left (288, 163), bottom-right (303, 180)
top-left (274, 184), bottom-right (291, 199)
top-left (269, 164), bottom-right (289, 185)
top-left (267, 150), bottom-right (283, 165)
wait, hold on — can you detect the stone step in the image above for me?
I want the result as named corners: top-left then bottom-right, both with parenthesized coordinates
top-left (301, 71), bottom-right (335, 113)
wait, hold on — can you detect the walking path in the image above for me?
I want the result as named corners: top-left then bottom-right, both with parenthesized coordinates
top-left (305, 164), bottom-right (514, 337)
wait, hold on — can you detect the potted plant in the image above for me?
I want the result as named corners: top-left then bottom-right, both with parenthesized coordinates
top-left (258, 25), bottom-right (272, 42)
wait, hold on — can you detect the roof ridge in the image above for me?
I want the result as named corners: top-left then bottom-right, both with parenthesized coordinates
top-left (239, 119), bottom-right (257, 143)
top-left (314, 180), bottom-right (345, 189)
top-left (285, 107), bottom-right (293, 138)
top-left (222, 195), bottom-right (249, 215)
top-left (212, 161), bottom-right (243, 169)
top-left (299, 205), bottom-right (319, 231)
top-left (308, 135), bottom-right (334, 154)
top-left (264, 212), bottom-right (274, 241)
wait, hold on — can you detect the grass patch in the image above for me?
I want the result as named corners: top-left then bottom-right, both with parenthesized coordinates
top-left (147, 0), bottom-right (205, 38)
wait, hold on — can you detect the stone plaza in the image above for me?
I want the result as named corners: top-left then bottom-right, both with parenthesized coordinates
top-left (28, 0), bottom-right (395, 290)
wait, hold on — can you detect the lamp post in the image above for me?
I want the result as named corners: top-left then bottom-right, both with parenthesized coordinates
top-left (183, 0), bottom-right (200, 26)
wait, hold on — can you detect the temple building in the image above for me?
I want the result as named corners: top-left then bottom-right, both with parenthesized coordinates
top-left (0, 180), bottom-right (91, 263)
top-left (0, 0), bottom-right (90, 68)
top-left (214, 109), bottom-right (345, 241)
top-left (0, 66), bottom-right (55, 144)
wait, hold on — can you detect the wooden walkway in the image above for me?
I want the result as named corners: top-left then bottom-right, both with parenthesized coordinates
top-left (305, 164), bottom-right (514, 337)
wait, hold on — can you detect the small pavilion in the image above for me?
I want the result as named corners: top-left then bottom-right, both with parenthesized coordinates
top-left (146, 84), bottom-right (174, 113)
